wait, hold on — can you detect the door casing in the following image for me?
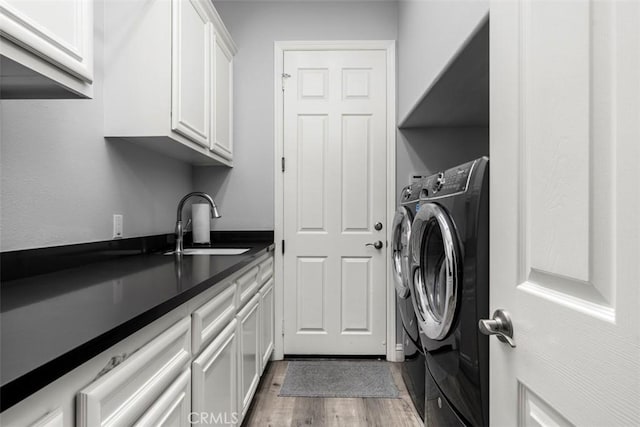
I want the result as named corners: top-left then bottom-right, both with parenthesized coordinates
top-left (273, 40), bottom-right (397, 361)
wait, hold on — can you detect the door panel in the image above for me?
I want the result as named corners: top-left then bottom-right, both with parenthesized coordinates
top-left (342, 115), bottom-right (373, 232)
top-left (490, 1), bottom-right (639, 425)
top-left (283, 50), bottom-right (387, 355)
top-left (296, 257), bottom-right (327, 333)
top-left (341, 257), bottom-right (372, 333)
top-left (297, 115), bottom-right (328, 232)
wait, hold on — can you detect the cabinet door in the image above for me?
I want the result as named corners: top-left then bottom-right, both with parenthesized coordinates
top-left (237, 295), bottom-right (260, 420)
top-left (259, 278), bottom-right (274, 373)
top-left (192, 319), bottom-right (239, 427)
top-left (171, 0), bottom-right (213, 148)
top-left (211, 33), bottom-right (233, 160)
top-left (133, 369), bottom-right (191, 427)
top-left (0, 0), bottom-right (93, 82)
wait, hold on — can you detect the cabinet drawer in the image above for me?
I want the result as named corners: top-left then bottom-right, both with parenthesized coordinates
top-left (237, 266), bottom-right (259, 307)
top-left (77, 317), bottom-right (191, 427)
top-left (192, 283), bottom-right (237, 354)
top-left (29, 409), bottom-right (64, 427)
top-left (133, 368), bottom-right (191, 427)
top-left (258, 256), bottom-right (274, 285)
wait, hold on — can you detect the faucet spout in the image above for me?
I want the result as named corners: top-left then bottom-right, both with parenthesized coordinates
top-left (175, 192), bottom-right (221, 254)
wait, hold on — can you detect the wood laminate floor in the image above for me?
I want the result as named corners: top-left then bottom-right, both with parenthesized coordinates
top-left (242, 360), bottom-right (423, 427)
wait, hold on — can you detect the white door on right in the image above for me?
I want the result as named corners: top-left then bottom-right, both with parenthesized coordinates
top-left (490, 0), bottom-right (639, 425)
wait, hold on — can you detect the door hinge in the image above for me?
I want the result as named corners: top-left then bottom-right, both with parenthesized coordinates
top-left (281, 239), bottom-right (285, 254)
top-left (281, 157), bottom-right (285, 172)
top-left (282, 319), bottom-right (285, 337)
top-left (281, 73), bottom-right (291, 91)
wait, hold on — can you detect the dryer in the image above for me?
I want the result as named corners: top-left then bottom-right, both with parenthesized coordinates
top-left (391, 179), bottom-right (426, 420)
top-left (409, 158), bottom-right (489, 427)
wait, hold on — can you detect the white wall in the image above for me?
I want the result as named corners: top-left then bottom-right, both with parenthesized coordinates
top-left (194, 1), bottom-right (398, 231)
top-left (0, 0), bottom-right (194, 251)
top-left (397, 0), bottom-right (488, 123)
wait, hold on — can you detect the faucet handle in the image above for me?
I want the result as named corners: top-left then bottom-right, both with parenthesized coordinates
top-left (182, 219), bottom-right (192, 234)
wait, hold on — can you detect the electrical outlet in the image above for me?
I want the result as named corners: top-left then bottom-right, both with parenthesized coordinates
top-left (113, 214), bottom-right (123, 239)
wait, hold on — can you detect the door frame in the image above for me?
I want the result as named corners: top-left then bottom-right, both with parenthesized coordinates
top-left (273, 40), bottom-right (397, 361)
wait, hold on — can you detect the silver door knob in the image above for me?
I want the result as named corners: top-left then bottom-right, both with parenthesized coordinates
top-left (366, 240), bottom-right (383, 250)
top-left (478, 309), bottom-right (516, 348)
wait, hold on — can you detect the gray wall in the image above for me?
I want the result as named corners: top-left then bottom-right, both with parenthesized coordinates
top-left (396, 127), bottom-right (489, 193)
top-left (0, 0), bottom-right (194, 251)
top-left (194, 1), bottom-right (398, 231)
top-left (397, 0), bottom-right (488, 123)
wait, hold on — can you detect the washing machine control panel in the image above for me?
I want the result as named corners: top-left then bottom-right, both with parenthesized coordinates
top-left (402, 179), bottom-right (427, 203)
top-left (423, 160), bottom-right (475, 198)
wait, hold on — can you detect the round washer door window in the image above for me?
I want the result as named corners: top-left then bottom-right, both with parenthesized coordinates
top-left (409, 203), bottom-right (460, 340)
top-left (391, 206), bottom-right (413, 299)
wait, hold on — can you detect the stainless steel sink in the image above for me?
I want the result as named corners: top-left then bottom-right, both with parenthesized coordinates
top-left (164, 248), bottom-right (250, 256)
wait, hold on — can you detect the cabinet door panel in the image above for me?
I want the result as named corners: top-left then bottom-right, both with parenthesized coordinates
top-left (211, 34), bottom-right (233, 160)
top-left (259, 278), bottom-right (275, 373)
top-left (0, 0), bottom-right (93, 82)
top-left (193, 319), bottom-right (238, 427)
top-left (171, 0), bottom-right (212, 147)
top-left (237, 295), bottom-right (260, 419)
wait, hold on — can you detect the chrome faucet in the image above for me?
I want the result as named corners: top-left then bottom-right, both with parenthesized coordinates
top-left (175, 192), bottom-right (221, 254)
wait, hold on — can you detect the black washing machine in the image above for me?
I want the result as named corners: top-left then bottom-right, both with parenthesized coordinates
top-left (409, 158), bottom-right (489, 426)
top-left (391, 179), bottom-right (426, 420)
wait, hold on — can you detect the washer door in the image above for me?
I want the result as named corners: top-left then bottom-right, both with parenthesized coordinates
top-left (392, 206), bottom-right (413, 298)
top-left (410, 203), bottom-right (461, 340)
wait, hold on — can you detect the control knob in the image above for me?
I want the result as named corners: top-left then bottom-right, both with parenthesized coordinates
top-left (432, 172), bottom-right (445, 193)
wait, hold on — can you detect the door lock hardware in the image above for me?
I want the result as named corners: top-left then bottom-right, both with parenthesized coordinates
top-left (478, 309), bottom-right (516, 347)
top-left (365, 241), bottom-right (383, 250)
top-left (374, 222), bottom-right (383, 231)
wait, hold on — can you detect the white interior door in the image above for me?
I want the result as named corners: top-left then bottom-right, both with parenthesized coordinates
top-left (490, 1), bottom-right (640, 425)
top-left (282, 49), bottom-right (388, 355)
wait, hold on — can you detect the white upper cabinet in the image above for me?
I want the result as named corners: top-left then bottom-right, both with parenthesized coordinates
top-left (104, 0), bottom-right (236, 166)
top-left (0, 0), bottom-right (94, 98)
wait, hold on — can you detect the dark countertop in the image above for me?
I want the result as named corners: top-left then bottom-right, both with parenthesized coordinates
top-left (0, 232), bottom-right (274, 411)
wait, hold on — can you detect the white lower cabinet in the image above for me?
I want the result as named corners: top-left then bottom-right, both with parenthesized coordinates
top-left (237, 294), bottom-right (261, 421)
top-left (192, 319), bottom-right (239, 427)
top-left (3, 252), bottom-right (274, 427)
top-left (259, 278), bottom-right (275, 374)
